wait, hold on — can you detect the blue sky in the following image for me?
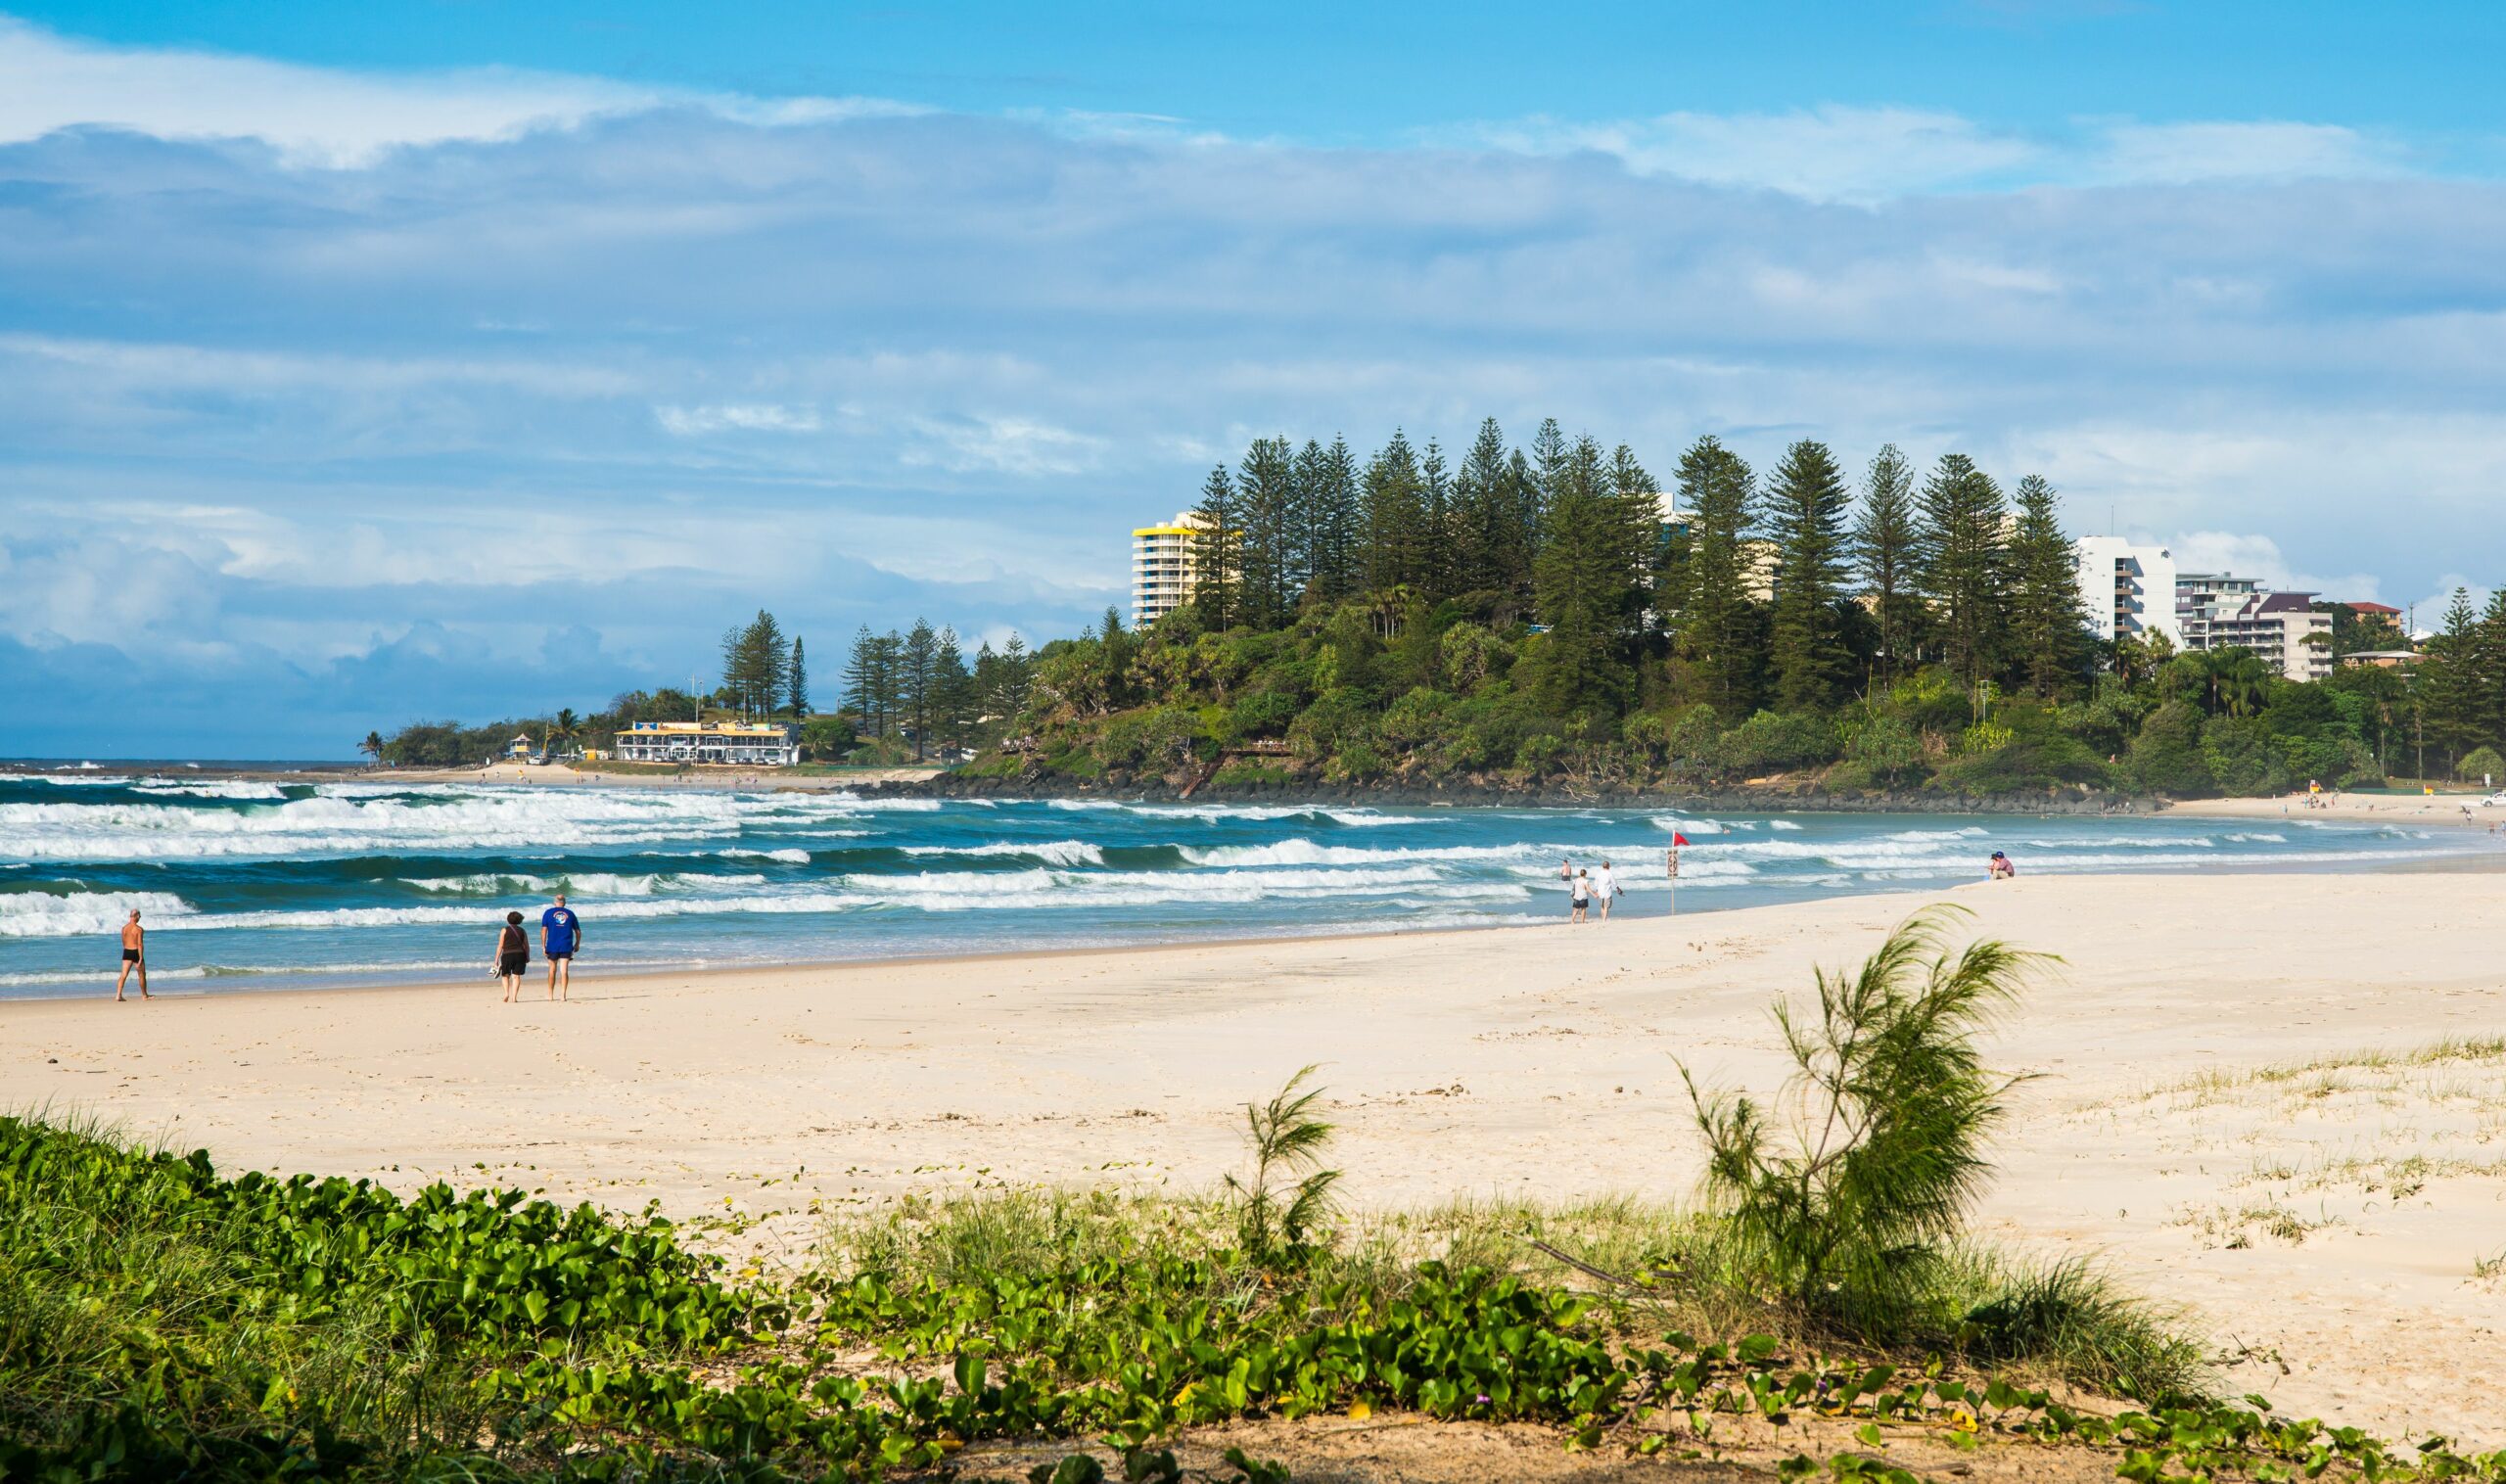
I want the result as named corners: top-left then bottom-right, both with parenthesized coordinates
top-left (2, 3), bottom-right (2503, 757)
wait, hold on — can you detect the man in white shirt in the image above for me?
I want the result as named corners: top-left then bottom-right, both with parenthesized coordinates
top-left (1593, 860), bottom-right (1619, 921)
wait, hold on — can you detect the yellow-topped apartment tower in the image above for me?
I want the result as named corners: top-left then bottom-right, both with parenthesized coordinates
top-left (1131, 509), bottom-right (1209, 627)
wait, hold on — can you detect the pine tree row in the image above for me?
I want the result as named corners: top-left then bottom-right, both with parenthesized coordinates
top-left (1183, 420), bottom-right (2094, 718)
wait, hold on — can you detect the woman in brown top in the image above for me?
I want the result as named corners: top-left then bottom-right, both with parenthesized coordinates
top-left (494, 910), bottom-right (530, 1001)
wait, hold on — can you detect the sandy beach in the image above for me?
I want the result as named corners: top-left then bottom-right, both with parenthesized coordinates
top-left (2171, 790), bottom-right (2506, 828)
top-left (9, 871), bottom-right (2505, 1446)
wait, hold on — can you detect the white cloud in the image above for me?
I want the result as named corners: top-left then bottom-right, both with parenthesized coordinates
top-left (0, 15), bottom-right (916, 167)
top-left (900, 415), bottom-right (1107, 477)
top-left (1460, 106), bottom-right (2416, 203)
top-left (655, 403), bottom-right (822, 436)
top-left (1458, 106), bottom-right (2037, 203)
top-left (2082, 120), bottom-right (2407, 186)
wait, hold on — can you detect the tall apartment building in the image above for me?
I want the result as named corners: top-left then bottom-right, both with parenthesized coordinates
top-left (1130, 510), bottom-right (1210, 627)
top-left (2072, 536), bottom-right (2183, 648)
top-left (2175, 573), bottom-right (2333, 681)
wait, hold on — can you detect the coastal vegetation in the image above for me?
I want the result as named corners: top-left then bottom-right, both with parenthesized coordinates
top-left (369, 613), bottom-right (1038, 769)
top-left (973, 423), bottom-right (2506, 799)
top-left (13, 913), bottom-right (2506, 1480)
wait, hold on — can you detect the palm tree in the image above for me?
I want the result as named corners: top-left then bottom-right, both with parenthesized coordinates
top-left (2205, 651), bottom-right (2267, 719)
top-left (550, 708), bottom-right (580, 754)
top-left (358, 730), bottom-right (384, 766)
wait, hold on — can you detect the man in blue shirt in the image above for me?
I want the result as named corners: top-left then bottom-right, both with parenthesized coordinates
top-left (540, 893), bottom-right (582, 1000)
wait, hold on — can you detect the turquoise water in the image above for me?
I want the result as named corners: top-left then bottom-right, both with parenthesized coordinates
top-left (0, 768), bottom-right (2479, 998)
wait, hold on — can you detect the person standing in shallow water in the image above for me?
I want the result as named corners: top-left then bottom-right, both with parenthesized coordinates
top-left (494, 910), bottom-right (529, 1002)
top-left (540, 894), bottom-right (581, 1000)
top-left (115, 909), bottom-right (150, 1000)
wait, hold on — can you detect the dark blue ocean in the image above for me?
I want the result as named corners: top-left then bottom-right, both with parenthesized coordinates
top-left (0, 767), bottom-right (2478, 998)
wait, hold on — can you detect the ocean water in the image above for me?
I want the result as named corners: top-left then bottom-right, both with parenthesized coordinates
top-left (0, 769), bottom-right (2479, 997)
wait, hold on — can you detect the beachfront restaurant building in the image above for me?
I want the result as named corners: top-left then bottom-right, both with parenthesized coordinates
top-left (612, 719), bottom-right (799, 765)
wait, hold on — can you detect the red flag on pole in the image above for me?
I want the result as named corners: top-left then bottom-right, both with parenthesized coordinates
top-left (1673, 831), bottom-right (1692, 847)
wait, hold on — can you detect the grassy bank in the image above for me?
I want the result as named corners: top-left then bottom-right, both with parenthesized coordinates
top-left (10, 1114), bottom-right (2506, 1481)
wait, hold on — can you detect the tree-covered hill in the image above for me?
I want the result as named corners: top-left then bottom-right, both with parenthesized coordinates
top-left (961, 420), bottom-right (2495, 801)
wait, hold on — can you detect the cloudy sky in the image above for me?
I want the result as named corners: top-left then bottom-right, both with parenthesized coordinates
top-left (3, 2), bottom-right (2502, 758)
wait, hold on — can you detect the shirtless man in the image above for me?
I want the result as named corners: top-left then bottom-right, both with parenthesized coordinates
top-left (115, 909), bottom-right (151, 1000)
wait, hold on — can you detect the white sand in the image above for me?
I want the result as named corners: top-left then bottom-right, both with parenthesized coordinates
top-left (9, 872), bottom-right (2504, 1444)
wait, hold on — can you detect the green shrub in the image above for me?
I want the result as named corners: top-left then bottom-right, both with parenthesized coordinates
top-left (1714, 711), bottom-right (1840, 776)
top-left (1681, 906), bottom-right (2047, 1332)
top-left (2457, 745), bottom-right (2505, 783)
top-left (2127, 702), bottom-right (2216, 797)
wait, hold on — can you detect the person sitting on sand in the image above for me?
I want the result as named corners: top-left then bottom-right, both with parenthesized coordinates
top-left (1987, 850), bottom-right (2016, 880)
top-left (494, 910), bottom-right (530, 1002)
top-left (115, 908), bottom-right (150, 1001)
top-left (541, 894), bottom-right (581, 1000)
top-left (1569, 868), bottom-right (1591, 923)
top-left (1594, 859), bottom-right (1619, 921)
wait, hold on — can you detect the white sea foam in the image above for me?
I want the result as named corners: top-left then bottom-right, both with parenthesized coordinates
top-left (714, 848), bottom-right (814, 862)
top-left (904, 840), bottom-right (1107, 866)
top-left (0, 785), bottom-right (809, 860)
top-left (132, 779), bottom-right (292, 800)
top-left (1181, 839), bottom-right (1536, 868)
top-left (1769, 819), bottom-right (1803, 830)
top-left (0, 889), bottom-right (198, 938)
top-left (399, 871), bottom-right (766, 897)
top-left (1051, 800), bottom-right (1406, 827)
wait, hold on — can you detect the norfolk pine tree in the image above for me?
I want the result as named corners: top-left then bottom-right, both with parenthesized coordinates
top-left (1234, 435), bottom-right (1303, 628)
top-left (1531, 435), bottom-right (1634, 713)
top-left (2007, 474), bottom-right (2088, 698)
top-left (1189, 464), bottom-right (1241, 630)
top-left (1671, 436), bottom-right (1762, 717)
top-left (1852, 443), bottom-right (1924, 683)
top-left (1362, 429), bottom-right (1431, 595)
top-left (1918, 453), bottom-right (2012, 693)
top-left (901, 620), bottom-right (941, 760)
top-left (1765, 440), bottom-right (1853, 710)
top-left (1300, 436), bottom-right (1365, 606)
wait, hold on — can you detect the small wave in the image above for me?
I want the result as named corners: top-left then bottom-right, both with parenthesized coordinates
top-left (1769, 820), bottom-right (1803, 831)
top-left (903, 840), bottom-right (1107, 866)
top-left (1182, 839), bottom-right (1534, 868)
top-left (715, 848), bottom-right (813, 862)
top-left (398, 871), bottom-right (766, 897)
top-left (0, 888), bottom-right (198, 938)
top-left (132, 779), bottom-right (292, 800)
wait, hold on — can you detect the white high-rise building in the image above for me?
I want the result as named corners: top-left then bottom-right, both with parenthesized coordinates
top-left (2072, 536), bottom-right (2182, 648)
top-left (1130, 510), bottom-right (1210, 626)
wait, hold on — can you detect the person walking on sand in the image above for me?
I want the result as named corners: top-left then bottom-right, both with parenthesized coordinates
top-left (540, 893), bottom-right (581, 1000)
top-left (493, 910), bottom-right (530, 1002)
top-left (1569, 867), bottom-right (1592, 923)
top-left (114, 909), bottom-right (150, 1000)
top-left (1594, 859), bottom-right (1620, 921)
